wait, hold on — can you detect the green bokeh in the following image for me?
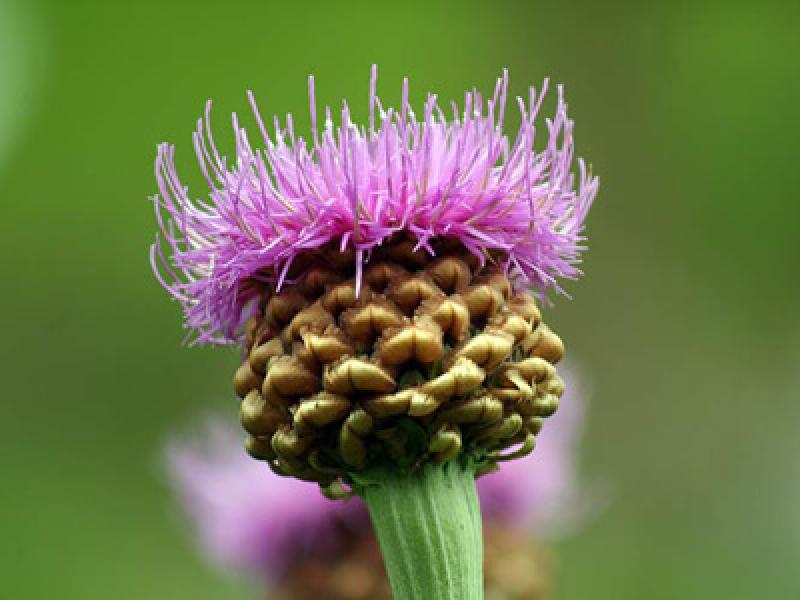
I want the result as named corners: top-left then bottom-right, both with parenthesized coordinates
top-left (1, 0), bottom-right (798, 598)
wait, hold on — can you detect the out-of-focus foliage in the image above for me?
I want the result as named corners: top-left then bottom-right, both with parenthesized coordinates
top-left (1, 1), bottom-right (797, 598)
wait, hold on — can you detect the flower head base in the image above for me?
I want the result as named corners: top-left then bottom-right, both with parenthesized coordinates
top-left (152, 66), bottom-right (597, 344)
top-left (232, 236), bottom-right (569, 487)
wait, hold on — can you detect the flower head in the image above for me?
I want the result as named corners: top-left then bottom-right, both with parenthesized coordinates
top-left (152, 67), bottom-right (597, 344)
top-left (165, 365), bottom-right (587, 582)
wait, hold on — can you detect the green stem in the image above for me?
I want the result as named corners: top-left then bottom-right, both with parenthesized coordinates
top-left (362, 461), bottom-right (484, 600)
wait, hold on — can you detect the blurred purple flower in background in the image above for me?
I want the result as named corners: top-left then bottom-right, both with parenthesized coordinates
top-left (478, 363), bottom-right (588, 536)
top-left (166, 421), bottom-right (370, 579)
top-left (166, 363), bottom-right (588, 587)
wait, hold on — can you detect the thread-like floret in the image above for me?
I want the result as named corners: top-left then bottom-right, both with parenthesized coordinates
top-left (151, 66), bottom-right (597, 344)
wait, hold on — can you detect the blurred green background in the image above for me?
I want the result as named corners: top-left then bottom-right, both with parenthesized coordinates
top-left (2, 0), bottom-right (798, 597)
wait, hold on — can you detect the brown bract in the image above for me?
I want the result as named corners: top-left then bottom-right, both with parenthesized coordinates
top-left (233, 237), bottom-right (566, 488)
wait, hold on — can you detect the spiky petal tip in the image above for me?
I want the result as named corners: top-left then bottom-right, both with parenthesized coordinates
top-left (151, 66), bottom-right (598, 344)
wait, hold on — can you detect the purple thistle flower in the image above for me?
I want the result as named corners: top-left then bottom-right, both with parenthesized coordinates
top-left (165, 365), bottom-right (587, 580)
top-left (151, 66), bottom-right (598, 344)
